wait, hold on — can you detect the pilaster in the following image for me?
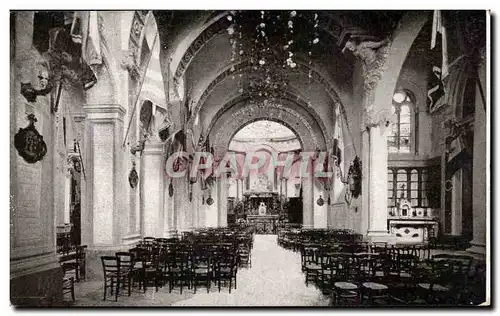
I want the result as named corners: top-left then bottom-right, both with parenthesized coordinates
top-left (82, 104), bottom-right (126, 247)
top-left (140, 140), bottom-right (165, 237)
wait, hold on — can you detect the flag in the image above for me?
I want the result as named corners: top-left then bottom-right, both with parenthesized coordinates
top-left (332, 103), bottom-right (344, 168)
top-left (70, 11), bottom-right (101, 90)
top-left (81, 11), bottom-right (102, 67)
top-left (427, 10), bottom-right (449, 112)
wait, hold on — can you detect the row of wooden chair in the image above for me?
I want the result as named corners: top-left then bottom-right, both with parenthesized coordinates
top-left (299, 245), bottom-right (476, 306)
top-left (100, 229), bottom-right (253, 301)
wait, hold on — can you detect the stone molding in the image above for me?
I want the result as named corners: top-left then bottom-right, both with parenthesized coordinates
top-left (83, 104), bottom-right (126, 122)
top-left (119, 49), bottom-right (140, 79)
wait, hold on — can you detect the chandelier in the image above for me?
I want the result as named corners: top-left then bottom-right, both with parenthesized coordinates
top-left (226, 10), bottom-right (320, 102)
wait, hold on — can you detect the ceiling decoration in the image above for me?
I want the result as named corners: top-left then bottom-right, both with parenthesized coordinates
top-left (202, 92), bottom-right (331, 150)
top-left (187, 57), bottom-right (343, 129)
top-left (232, 120), bottom-right (296, 141)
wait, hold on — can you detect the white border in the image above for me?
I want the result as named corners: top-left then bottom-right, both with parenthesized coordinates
top-left (2, 2), bottom-right (497, 316)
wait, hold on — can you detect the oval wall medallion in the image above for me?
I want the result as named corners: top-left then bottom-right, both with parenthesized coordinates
top-left (206, 196), bottom-right (214, 205)
top-left (14, 114), bottom-right (47, 163)
top-left (128, 165), bottom-right (139, 189)
top-left (317, 195), bottom-right (324, 206)
top-left (169, 181), bottom-right (174, 197)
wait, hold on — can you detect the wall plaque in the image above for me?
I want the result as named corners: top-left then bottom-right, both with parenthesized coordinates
top-left (129, 163), bottom-right (139, 189)
top-left (14, 114), bottom-right (47, 164)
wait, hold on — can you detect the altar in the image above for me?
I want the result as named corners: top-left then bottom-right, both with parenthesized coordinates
top-left (242, 191), bottom-right (281, 234)
top-left (247, 215), bottom-right (279, 234)
top-left (388, 198), bottom-right (439, 244)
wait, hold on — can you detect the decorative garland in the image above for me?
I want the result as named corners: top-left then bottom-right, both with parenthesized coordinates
top-left (344, 156), bottom-right (362, 206)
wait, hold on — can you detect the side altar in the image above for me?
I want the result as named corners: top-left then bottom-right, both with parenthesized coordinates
top-left (388, 198), bottom-right (439, 244)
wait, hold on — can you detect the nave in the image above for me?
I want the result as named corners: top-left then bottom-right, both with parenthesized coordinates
top-left (71, 234), bottom-right (329, 307)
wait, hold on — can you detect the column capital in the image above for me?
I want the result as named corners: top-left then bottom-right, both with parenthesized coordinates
top-left (363, 105), bottom-right (393, 132)
top-left (344, 38), bottom-right (391, 94)
top-left (83, 104), bottom-right (126, 122)
top-left (143, 140), bottom-right (164, 155)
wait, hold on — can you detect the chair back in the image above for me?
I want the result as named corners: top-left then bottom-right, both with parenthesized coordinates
top-left (101, 256), bottom-right (119, 277)
top-left (116, 252), bottom-right (134, 274)
top-left (75, 245), bottom-right (87, 262)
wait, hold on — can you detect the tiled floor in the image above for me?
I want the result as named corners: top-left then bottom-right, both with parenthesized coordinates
top-left (69, 234), bottom-right (329, 307)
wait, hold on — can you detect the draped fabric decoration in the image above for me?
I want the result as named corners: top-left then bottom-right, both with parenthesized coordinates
top-left (201, 136), bottom-right (216, 190)
top-left (43, 13), bottom-right (98, 93)
top-left (71, 11), bottom-right (101, 89)
top-left (315, 150), bottom-right (333, 191)
top-left (345, 156), bottom-right (362, 206)
top-left (157, 106), bottom-right (173, 142)
top-left (427, 10), bottom-right (449, 113)
top-left (139, 100), bottom-right (153, 135)
top-left (332, 103), bottom-right (344, 176)
top-left (165, 130), bottom-right (189, 175)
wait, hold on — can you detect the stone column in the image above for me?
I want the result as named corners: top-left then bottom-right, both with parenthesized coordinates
top-left (10, 12), bottom-right (63, 305)
top-left (140, 140), bottom-right (164, 237)
top-left (173, 175), bottom-right (191, 233)
top-left (217, 174), bottom-right (228, 227)
top-left (206, 184), bottom-right (218, 227)
top-left (284, 178), bottom-right (288, 198)
top-left (302, 155), bottom-right (314, 229)
top-left (164, 178), bottom-right (176, 236)
top-left (451, 170), bottom-right (462, 236)
top-left (467, 51), bottom-right (487, 255)
top-left (366, 124), bottom-right (390, 241)
top-left (82, 104), bottom-right (126, 248)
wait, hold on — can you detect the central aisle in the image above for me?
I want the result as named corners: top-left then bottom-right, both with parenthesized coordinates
top-left (173, 234), bottom-right (330, 306)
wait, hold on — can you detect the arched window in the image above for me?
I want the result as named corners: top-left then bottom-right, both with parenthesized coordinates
top-left (388, 90), bottom-right (415, 153)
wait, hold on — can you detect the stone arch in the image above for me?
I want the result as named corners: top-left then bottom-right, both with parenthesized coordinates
top-left (188, 57), bottom-right (345, 131)
top-left (371, 11), bottom-right (429, 117)
top-left (229, 118), bottom-right (304, 152)
top-left (171, 10), bottom-right (360, 91)
top-left (209, 100), bottom-right (326, 159)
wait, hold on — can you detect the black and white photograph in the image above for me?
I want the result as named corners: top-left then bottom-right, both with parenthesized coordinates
top-left (8, 7), bottom-right (490, 308)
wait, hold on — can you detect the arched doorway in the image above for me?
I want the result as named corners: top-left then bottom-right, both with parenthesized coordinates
top-left (207, 97), bottom-right (329, 230)
top-left (227, 120), bottom-right (303, 232)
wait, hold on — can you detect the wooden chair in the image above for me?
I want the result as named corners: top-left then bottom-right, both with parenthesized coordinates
top-left (303, 247), bottom-right (321, 287)
top-left (101, 256), bottom-right (120, 301)
top-left (330, 254), bottom-right (360, 306)
top-left (168, 244), bottom-right (192, 294)
top-left (416, 257), bottom-right (470, 305)
top-left (213, 249), bottom-right (238, 293)
top-left (62, 277), bottom-right (75, 301)
top-left (61, 245), bottom-right (87, 282)
top-left (191, 245), bottom-right (212, 293)
top-left (354, 255), bottom-right (390, 305)
top-left (115, 252), bottom-right (134, 297)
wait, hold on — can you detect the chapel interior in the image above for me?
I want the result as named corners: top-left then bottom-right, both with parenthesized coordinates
top-left (9, 10), bottom-right (489, 307)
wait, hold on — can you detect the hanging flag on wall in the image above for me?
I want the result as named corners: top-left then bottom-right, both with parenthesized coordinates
top-left (427, 10), bottom-right (449, 113)
top-left (332, 103), bottom-right (344, 169)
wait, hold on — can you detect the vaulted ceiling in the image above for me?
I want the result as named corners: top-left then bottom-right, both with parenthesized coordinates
top-left (153, 10), bottom-right (406, 149)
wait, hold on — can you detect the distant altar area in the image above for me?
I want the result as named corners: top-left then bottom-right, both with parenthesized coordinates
top-left (243, 191), bottom-right (280, 234)
top-left (247, 214), bottom-right (279, 234)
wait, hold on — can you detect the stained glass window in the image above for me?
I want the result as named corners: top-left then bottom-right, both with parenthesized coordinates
top-left (388, 91), bottom-right (414, 153)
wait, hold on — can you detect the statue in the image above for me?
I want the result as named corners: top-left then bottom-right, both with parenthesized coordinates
top-left (342, 38), bottom-right (390, 66)
top-left (258, 202), bottom-right (267, 215)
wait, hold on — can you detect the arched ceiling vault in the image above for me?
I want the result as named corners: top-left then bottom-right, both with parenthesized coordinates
top-left (153, 10), bottom-right (405, 151)
top-left (208, 98), bottom-right (327, 155)
top-left (205, 92), bottom-right (330, 148)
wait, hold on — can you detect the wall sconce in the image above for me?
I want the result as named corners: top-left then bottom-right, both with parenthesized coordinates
top-left (20, 59), bottom-right (53, 103)
top-left (21, 82), bottom-right (53, 103)
top-left (130, 138), bottom-right (147, 155)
